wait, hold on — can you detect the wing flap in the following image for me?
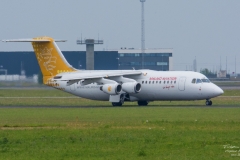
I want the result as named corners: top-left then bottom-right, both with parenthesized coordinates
top-left (59, 70), bottom-right (142, 81)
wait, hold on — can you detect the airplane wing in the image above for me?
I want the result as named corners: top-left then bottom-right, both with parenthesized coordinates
top-left (56, 70), bottom-right (143, 86)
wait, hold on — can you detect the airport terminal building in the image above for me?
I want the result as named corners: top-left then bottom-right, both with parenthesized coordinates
top-left (0, 49), bottom-right (173, 77)
top-left (118, 48), bottom-right (173, 70)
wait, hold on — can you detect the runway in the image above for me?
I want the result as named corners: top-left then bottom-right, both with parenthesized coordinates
top-left (0, 105), bottom-right (240, 108)
top-left (221, 86), bottom-right (240, 90)
top-left (0, 96), bottom-right (239, 99)
top-left (0, 96), bottom-right (240, 109)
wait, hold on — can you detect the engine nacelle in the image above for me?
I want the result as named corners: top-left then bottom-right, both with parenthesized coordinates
top-left (122, 82), bottom-right (141, 93)
top-left (100, 84), bottom-right (122, 95)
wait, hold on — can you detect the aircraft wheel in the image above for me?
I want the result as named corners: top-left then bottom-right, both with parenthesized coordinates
top-left (205, 99), bottom-right (212, 106)
top-left (112, 102), bottom-right (123, 106)
top-left (138, 101), bottom-right (149, 106)
top-left (205, 101), bottom-right (209, 106)
top-left (209, 100), bottom-right (212, 106)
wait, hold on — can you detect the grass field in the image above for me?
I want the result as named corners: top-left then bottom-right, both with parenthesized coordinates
top-left (0, 89), bottom-right (240, 159)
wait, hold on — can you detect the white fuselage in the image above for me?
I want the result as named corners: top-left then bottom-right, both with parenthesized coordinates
top-left (53, 70), bottom-right (223, 102)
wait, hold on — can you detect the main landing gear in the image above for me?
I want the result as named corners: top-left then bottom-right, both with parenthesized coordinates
top-left (111, 94), bottom-right (150, 106)
top-left (205, 99), bottom-right (212, 106)
top-left (112, 94), bottom-right (125, 106)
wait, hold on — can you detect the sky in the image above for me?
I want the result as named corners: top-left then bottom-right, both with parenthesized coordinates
top-left (0, 0), bottom-right (240, 73)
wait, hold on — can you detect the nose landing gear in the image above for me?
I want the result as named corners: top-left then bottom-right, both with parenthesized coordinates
top-left (206, 99), bottom-right (212, 106)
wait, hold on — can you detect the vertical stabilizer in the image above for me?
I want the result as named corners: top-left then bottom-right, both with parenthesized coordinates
top-left (31, 37), bottom-right (76, 83)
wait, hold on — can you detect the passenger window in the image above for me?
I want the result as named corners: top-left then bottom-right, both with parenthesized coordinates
top-left (142, 81), bottom-right (144, 84)
top-left (160, 81), bottom-right (161, 84)
top-left (171, 81), bottom-right (172, 84)
top-left (196, 79), bottom-right (202, 84)
top-left (156, 81), bottom-right (158, 84)
top-left (152, 81), bottom-right (154, 84)
top-left (145, 81), bottom-right (147, 84)
top-left (192, 78), bottom-right (196, 84)
top-left (174, 81), bottom-right (176, 84)
top-left (164, 81), bottom-right (165, 84)
top-left (149, 81), bottom-right (151, 84)
top-left (167, 81), bottom-right (169, 84)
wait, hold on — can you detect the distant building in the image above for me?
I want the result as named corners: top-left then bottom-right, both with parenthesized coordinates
top-left (217, 70), bottom-right (227, 78)
top-left (0, 48), bottom-right (173, 76)
top-left (118, 48), bottom-right (173, 71)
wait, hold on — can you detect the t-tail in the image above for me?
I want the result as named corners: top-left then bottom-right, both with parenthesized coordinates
top-left (2, 36), bottom-right (77, 84)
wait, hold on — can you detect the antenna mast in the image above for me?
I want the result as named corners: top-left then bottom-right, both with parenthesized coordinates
top-left (140, 0), bottom-right (146, 69)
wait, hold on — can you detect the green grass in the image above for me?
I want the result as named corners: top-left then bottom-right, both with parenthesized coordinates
top-left (0, 108), bottom-right (240, 159)
top-left (221, 90), bottom-right (240, 96)
top-left (0, 89), bottom-right (240, 159)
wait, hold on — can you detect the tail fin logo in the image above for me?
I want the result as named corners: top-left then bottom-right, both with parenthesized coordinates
top-left (37, 47), bottom-right (57, 76)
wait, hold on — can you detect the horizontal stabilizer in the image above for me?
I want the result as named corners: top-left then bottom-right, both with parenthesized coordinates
top-left (2, 39), bottom-right (66, 42)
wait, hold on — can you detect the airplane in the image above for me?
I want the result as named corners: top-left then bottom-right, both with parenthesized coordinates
top-left (2, 36), bottom-right (224, 106)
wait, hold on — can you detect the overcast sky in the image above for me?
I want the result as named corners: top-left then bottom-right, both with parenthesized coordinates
top-left (0, 0), bottom-right (239, 73)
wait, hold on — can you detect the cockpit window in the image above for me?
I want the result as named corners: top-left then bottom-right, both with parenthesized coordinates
top-left (201, 79), bottom-right (211, 83)
top-left (192, 78), bottom-right (196, 84)
top-left (196, 79), bottom-right (202, 84)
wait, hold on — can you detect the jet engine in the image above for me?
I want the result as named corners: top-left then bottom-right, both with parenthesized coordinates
top-left (100, 84), bottom-right (122, 95)
top-left (122, 82), bottom-right (141, 93)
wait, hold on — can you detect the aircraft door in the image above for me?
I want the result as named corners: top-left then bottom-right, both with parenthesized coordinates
top-left (178, 77), bottom-right (186, 91)
top-left (196, 79), bottom-right (202, 97)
